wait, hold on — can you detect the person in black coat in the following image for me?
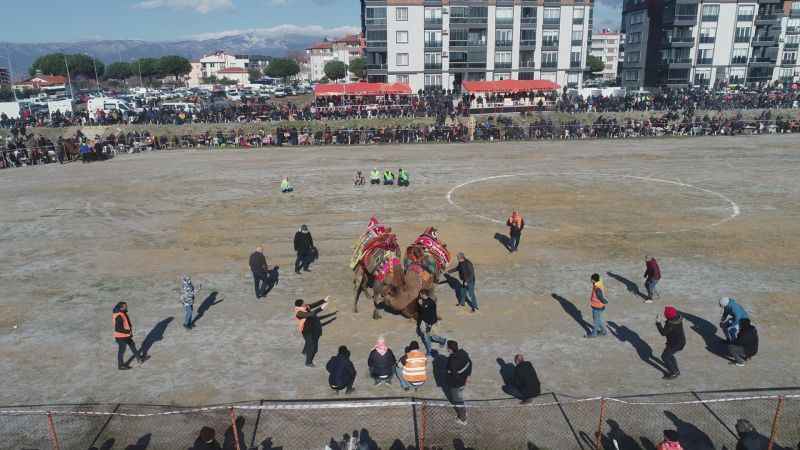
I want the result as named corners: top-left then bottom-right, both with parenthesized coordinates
top-left (249, 246), bottom-right (269, 299)
top-left (508, 354), bottom-right (541, 403)
top-left (295, 297), bottom-right (328, 367)
top-left (656, 306), bottom-right (686, 380)
top-left (367, 336), bottom-right (397, 385)
top-left (729, 319), bottom-right (758, 366)
top-left (327, 345), bottom-right (357, 394)
top-left (293, 225), bottom-right (315, 274)
top-left (734, 418), bottom-right (769, 450)
top-left (192, 426), bottom-right (222, 450)
top-left (446, 340), bottom-right (472, 424)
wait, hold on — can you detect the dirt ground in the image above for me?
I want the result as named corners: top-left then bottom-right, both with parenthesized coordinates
top-left (1, 134), bottom-right (799, 413)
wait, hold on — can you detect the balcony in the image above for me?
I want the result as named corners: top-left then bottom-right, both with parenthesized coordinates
top-left (784, 42), bottom-right (800, 49)
top-left (701, 14), bottom-right (718, 22)
top-left (755, 14), bottom-right (781, 24)
top-left (573, 17), bottom-right (584, 24)
top-left (751, 57), bottom-right (777, 65)
top-left (521, 16), bottom-right (537, 26)
top-left (495, 61), bottom-right (513, 69)
top-left (731, 56), bottom-right (748, 64)
top-left (449, 61), bottom-right (487, 69)
top-left (520, 59), bottom-right (536, 68)
top-left (570, 60), bottom-right (583, 68)
top-left (424, 62), bottom-right (442, 70)
top-left (495, 40), bottom-right (513, 48)
top-left (495, 19), bottom-right (514, 28)
top-left (666, 35), bottom-right (694, 46)
top-left (737, 14), bottom-right (754, 22)
top-left (782, 58), bottom-right (798, 65)
top-left (520, 39), bottom-right (536, 48)
top-left (670, 14), bottom-right (698, 25)
top-left (366, 40), bottom-right (387, 49)
top-left (663, 57), bottom-right (692, 65)
top-left (365, 18), bottom-right (386, 27)
top-left (424, 18), bottom-right (443, 28)
top-left (424, 40), bottom-right (443, 49)
top-left (367, 63), bottom-right (387, 71)
top-left (572, 39), bottom-right (583, 46)
top-left (787, 27), bottom-right (800, 35)
top-left (449, 40), bottom-right (487, 48)
top-left (699, 36), bottom-right (715, 44)
top-left (543, 18), bottom-right (560, 28)
top-left (542, 39), bottom-right (559, 49)
top-left (734, 35), bottom-right (751, 43)
top-left (450, 16), bottom-right (488, 25)
top-left (752, 35), bottom-right (778, 46)
top-left (696, 57), bottom-right (713, 65)
top-left (541, 61), bottom-right (558, 68)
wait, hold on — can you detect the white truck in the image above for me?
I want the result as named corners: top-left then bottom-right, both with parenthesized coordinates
top-left (0, 101), bottom-right (21, 120)
top-left (87, 97), bottom-right (133, 120)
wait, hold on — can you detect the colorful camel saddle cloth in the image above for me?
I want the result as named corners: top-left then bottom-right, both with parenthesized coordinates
top-left (351, 217), bottom-right (400, 269)
top-left (407, 227), bottom-right (451, 272)
top-left (374, 257), bottom-right (402, 283)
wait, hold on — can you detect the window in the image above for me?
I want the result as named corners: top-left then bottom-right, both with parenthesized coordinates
top-left (396, 31), bottom-right (408, 44)
top-left (572, 30), bottom-right (583, 43)
top-left (626, 51), bottom-right (641, 63)
top-left (493, 72), bottom-right (511, 80)
top-left (700, 25), bottom-right (717, 43)
top-left (784, 51), bottom-right (797, 62)
top-left (520, 50), bottom-right (536, 67)
top-left (570, 51), bottom-right (582, 67)
top-left (737, 5), bottom-right (755, 20)
top-left (629, 12), bottom-right (644, 25)
top-left (568, 73), bottom-right (580, 85)
top-left (366, 30), bottom-right (387, 44)
top-left (396, 53), bottom-right (409, 66)
top-left (574, 7), bottom-right (585, 19)
top-left (676, 4), bottom-right (698, 17)
top-left (365, 7), bottom-right (387, 25)
top-left (396, 7), bottom-right (408, 21)
top-left (521, 7), bottom-right (537, 24)
top-left (396, 74), bottom-right (409, 84)
top-left (624, 70), bottom-right (639, 81)
top-left (695, 69), bottom-right (711, 84)
top-left (542, 51), bottom-right (558, 67)
top-left (544, 7), bottom-right (561, 24)
top-left (424, 52), bottom-right (442, 68)
top-left (494, 51), bottom-right (512, 68)
top-left (732, 47), bottom-right (749, 64)
top-left (543, 30), bottom-right (559, 47)
top-left (521, 29), bottom-right (536, 45)
top-left (627, 32), bottom-right (641, 44)
top-left (425, 30), bottom-right (442, 46)
top-left (793, 1), bottom-right (800, 12)
top-left (697, 48), bottom-right (713, 64)
top-left (496, 7), bottom-right (514, 26)
top-left (496, 29), bottom-right (513, 47)
top-left (424, 73), bottom-right (442, 88)
top-left (607, 55), bottom-right (616, 62)
top-left (735, 26), bottom-right (752, 42)
top-left (786, 34), bottom-right (800, 45)
top-left (424, 7), bottom-right (442, 22)
top-left (702, 4), bottom-right (720, 20)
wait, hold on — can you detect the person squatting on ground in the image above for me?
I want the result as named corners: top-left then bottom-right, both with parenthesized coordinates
top-left (295, 297), bottom-right (328, 367)
top-left (448, 252), bottom-right (478, 312)
top-left (397, 341), bottom-right (427, 391)
top-left (367, 336), bottom-right (397, 385)
top-left (353, 171), bottom-right (365, 186)
top-left (506, 211), bottom-right (524, 252)
top-left (293, 224), bottom-right (315, 274)
top-left (280, 177), bottom-right (294, 193)
top-left (192, 426), bottom-right (222, 450)
top-left (507, 354), bottom-right (541, 403)
top-left (728, 318), bottom-right (758, 367)
top-left (249, 246), bottom-right (270, 299)
top-left (113, 302), bottom-right (148, 370)
top-left (181, 275), bottom-right (197, 330)
top-left (719, 297), bottom-right (750, 342)
top-left (587, 273), bottom-right (609, 338)
top-left (370, 168), bottom-right (381, 185)
top-left (398, 168), bottom-right (410, 187)
top-left (416, 290), bottom-right (447, 355)
top-left (656, 306), bottom-right (685, 380)
top-left (326, 345), bottom-right (357, 394)
top-left (383, 169), bottom-right (395, 185)
top-left (446, 340), bottom-right (472, 425)
top-left (644, 255), bottom-right (662, 303)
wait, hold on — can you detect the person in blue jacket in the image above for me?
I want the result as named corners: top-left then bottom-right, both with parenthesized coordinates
top-left (719, 297), bottom-right (749, 342)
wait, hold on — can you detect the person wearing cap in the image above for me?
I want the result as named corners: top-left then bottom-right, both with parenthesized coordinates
top-left (293, 224), bottom-right (315, 274)
top-left (447, 253), bottom-right (478, 312)
top-left (728, 318), bottom-right (758, 367)
top-left (656, 306), bottom-right (686, 380)
top-left (719, 297), bottom-right (750, 342)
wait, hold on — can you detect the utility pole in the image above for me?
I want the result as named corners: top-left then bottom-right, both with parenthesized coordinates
top-left (5, 48), bottom-right (19, 102)
top-left (63, 54), bottom-right (74, 100)
top-left (92, 56), bottom-right (101, 93)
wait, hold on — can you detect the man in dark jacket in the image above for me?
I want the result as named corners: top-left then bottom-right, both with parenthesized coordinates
top-left (249, 246), bottom-right (269, 299)
top-left (293, 225), bottom-right (315, 274)
top-left (416, 290), bottom-right (447, 355)
top-left (367, 336), bottom-right (397, 385)
top-left (508, 354), bottom-right (541, 403)
top-left (192, 426), bottom-right (222, 450)
top-left (113, 302), bottom-right (149, 370)
top-left (447, 253), bottom-right (478, 312)
top-left (729, 319), bottom-right (758, 366)
top-left (734, 418), bottom-right (769, 450)
top-left (643, 255), bottom-right (661, 303)
top-left (446, 340), bottom-right (472, 424)
top-left (326, 345), bottom-right (357, 394)
top-left (295, 298), bottom-right (328, 367)
top-left (656, 306), bottom-right (686, 379)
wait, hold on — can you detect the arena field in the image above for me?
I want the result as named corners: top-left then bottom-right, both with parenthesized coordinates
top-left (1, 135), bottom-right (799, 448)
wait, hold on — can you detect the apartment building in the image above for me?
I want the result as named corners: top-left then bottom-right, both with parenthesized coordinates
top-left (361, 0), bottom-right (594, 92)
top-left (590, 30), bottom-right (624, 81)
top-left (621, 0), bottom-right (800, 88)
top-left (0, 68), bottom-right (10, 89)
top-left (305, 34), bottom-right (364, 82)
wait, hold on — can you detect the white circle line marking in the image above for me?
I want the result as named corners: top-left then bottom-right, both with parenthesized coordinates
top-left (445, 172), bottom-right (741, 235)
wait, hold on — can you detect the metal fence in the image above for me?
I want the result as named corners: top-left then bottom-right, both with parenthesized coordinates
top-left (2, 389), bottom-right (798, 450)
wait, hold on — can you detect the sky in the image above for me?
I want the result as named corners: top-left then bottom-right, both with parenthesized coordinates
top-left (0, 0), bottom-right (621, 43)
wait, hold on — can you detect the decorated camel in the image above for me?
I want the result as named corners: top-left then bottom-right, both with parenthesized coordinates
top-left (352, 217), bottom-right (451, 320)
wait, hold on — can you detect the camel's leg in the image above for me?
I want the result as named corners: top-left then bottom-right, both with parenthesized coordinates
top-left (372, 289), bottom-right (383, 320)
top-left (353, 266), bottom-right (364, 313)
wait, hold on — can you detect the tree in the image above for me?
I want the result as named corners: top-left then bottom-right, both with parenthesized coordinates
top-left (324, 60), bottom-right (348, 82)
top-left (249, 68), bottom-right (263, 83)
top-left (105, 62), bottom-right (134, 80)
top-left (586, 55), bottom-right (605, 74)
top-left (265, 58), bottom-right (300, 81)
top-left (136, 58), bottom-right (162, 81)
top-left (0, 87), bottom-right (14, 102)
top-left (348, 57), bottom-right (366, 81)
top-left (30, 53), bottom-right (104, 79)
top-left (157, 55), bottom-right (192, 80)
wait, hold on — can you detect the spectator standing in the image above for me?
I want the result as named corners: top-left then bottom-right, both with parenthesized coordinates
top-left (192, 426), bottom-right (222, 450)
top-left (417, 290), bottom-right (447, 355)
top-left (180, 275), bottom-right (197, 330)
top-left (506, 211), bottom-right (525, 253)
top-left (249, 246), bottom-right (269, 299)
top-left (656, 306), bottom-right (685, 379)
top-left (112, 302), bottom-right (148, 370)
top-left (644, 256), bottom-right (662, 303)
top-left (327, 345), bottom-right (357, 394)
top-left (397, 341), bottom-right (427, 391)
top-left (719, 297), bottom-right (750, 342)
top-left (507, 354), bottom-right (541, 403)
top-left (446, 340), bottom-right (472, 425)
top-left (728, 319), bottom-right (758, 366)
top-left (367, 336), bottom-right (397, 385)
top-left (447, 253), bottom-right (478, 312)
top-left (586, 273), bottom-right (609, 338)
top-left (293, 225), bottom-right (315, 274)
top-left (294, 297), bottom-right (328, 367)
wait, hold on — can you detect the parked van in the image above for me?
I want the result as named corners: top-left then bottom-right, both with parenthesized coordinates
top-left (87, 97), bottom-right (133, 120)
top-left (161, 102), bottom-right (199, 114)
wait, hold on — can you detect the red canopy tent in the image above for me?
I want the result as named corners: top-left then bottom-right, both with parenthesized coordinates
top-left (314, 82), bottom-right (413, 97)
top-left (461, 79), bottom-right (560, 94)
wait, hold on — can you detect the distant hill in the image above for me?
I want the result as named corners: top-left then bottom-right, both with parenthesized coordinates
top-left (1, 25), bottom-right (359, 79)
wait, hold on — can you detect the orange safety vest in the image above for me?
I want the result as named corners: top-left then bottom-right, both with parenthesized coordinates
top-left (508, 213), bottom-right (523, 229)
top-left (590, 282), bottom-right (606, 310)
top-left (402, 350), bottom-right (427, 384)
top-left (112, 312), bottom-right (132, 339)
top-left (294, 306), bottom-right (307, 333)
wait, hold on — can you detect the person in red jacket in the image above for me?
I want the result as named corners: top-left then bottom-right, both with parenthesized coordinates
top-left (644, 255), bottom-right (661, 303)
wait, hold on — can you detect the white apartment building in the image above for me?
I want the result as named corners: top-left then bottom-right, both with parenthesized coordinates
top-left (305, 35), bottom-right (364, 82)
top-left (199, 51), bottom-right (250, 80)
top-left (361, 0), bottom-right (593, 92)
top-left (590, 30), bottom-right (624, 81)
top-left (621, 0), bottom-right (800, 88)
